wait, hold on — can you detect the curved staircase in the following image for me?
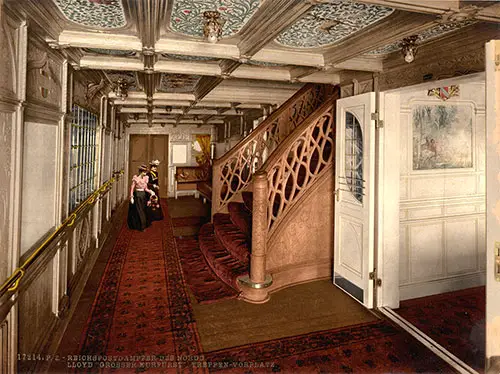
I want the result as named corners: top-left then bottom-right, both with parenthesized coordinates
top-left (193, 83), bottom-right (340, 302)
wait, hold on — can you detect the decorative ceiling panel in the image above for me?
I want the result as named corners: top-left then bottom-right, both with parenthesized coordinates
top-left (169, 0), bottom-right (260, 38)
top-left (104, 71), bottom-right (138, 90)
top-left (52, 0), bottom-right (126, 29)
top-left (275, 0), bottom-right (394, 49)
top-left (158, 74), bottom-right (202, 93)
top-left (367, 19), bottom-right (476, 55)
top-left (83, 48), bottom-right (136, 56)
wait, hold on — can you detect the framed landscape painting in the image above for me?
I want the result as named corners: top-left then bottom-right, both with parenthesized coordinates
top-left (412, 104), bottom-right (473, 170)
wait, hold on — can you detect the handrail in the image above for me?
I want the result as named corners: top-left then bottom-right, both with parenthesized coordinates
top-left (0, 169), bottom-right (124, 298)
top-left (212, 83), bottom-right (329, 215)
top-left (261, 89), bottom-right (339, 236)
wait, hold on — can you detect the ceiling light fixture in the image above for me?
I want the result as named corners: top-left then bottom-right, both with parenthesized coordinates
top-left (114, 78), bottom-right (128, 100)
top-left (203, 11), bottom-right (223, 44)
top-left (401, 35), bottom-right (418, 64)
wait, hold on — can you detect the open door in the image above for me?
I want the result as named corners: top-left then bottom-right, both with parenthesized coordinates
top-left (334, 92), bottom-right (376, 309)
top-left (485, 40), bottom-right (500, 372)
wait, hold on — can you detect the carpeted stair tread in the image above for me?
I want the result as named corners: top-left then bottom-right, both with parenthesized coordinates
top-left (213, 213), bottom-right (250, 264)
top-left (227, 202), bottom-right (252, 239)
top-left (176, 236), bottom-right (239, 304)
top-left (199, 223), bottom-right (249, 290)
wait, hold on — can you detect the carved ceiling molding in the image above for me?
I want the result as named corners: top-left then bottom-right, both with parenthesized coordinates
top-left (169, 0), bottom-right (260, 39)
top-left (379, 47), bottom-right (484, 91)
top-left (51, 0), bottom-right (127, 30)
top-left (104, 71), bottom-right (138, 91)
top-left (83, 48), bottom-right (137, 57)
top-left (275, 0), bottom-right (394, 49)
top-left (367, 19), bottom-right (477, 56)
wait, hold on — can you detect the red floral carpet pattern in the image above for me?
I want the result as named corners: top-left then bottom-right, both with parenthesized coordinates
top-left (79, 201), bottom-right (204, 373)
top-left (203, 321), bottom-right (453, 373)
top-left (396, 287), bottom-right (485, 372)
top-left (175, 236), bottom-right (239, 304)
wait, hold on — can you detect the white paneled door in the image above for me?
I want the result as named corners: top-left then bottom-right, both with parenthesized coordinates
top-left (334, 92), bottom-right (376, 309)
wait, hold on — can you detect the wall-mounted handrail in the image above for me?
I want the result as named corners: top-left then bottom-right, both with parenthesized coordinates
top-left (0, 169), bottom-right (124, 298)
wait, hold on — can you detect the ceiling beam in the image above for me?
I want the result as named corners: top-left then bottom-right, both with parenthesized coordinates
top-left (354, 0), bottom-right (460, 14)
top-left (193, 76), bottom-right (225, 102)
top-left (58, 30), bottom-right (142, 50)
top-left (323, 10), bottom-right (437, 65)
top-left (237, 0), bottom-right (315, 58)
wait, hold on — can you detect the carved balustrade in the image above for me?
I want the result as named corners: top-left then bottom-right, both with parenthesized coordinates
top-left (212, 83), bottom-right (329, 215)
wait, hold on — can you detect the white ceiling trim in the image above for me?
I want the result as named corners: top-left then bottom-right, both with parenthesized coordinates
top-left (156, 38), bottom-right (239, 60)
top-left (58, 30), bottom-right (142, 50)
top-left (80, 56), bottom-right (143, 71)
top-left (155, 60), bottom-right (221, 76)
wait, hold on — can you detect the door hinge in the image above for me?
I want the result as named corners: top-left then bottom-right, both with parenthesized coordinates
top-left (369, 270), bottom-right (382, 287)
top-left (371, 112), bottom-right (384, 129)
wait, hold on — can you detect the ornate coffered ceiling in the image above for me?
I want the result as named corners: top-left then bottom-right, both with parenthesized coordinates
top-left (11, 0), bottom-right (500, 128)
top-left (367, 19), bottom-right (477, 56)
top-left (275, 1), bottom-right (394, 49)
top-left (169, 0), bottom-right (260, 38)
top-left (158, 74), bottom-right (201, 93)
top-left (52, 0), bottom-right (127, 29)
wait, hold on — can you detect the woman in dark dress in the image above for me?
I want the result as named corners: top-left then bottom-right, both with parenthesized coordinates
top-left (127, 164), bottom-right (155, 231)
top-left (147, 160), bottom-right (164, 220)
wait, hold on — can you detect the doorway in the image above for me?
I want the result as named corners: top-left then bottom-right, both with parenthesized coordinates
top-left (128, 135), bottom-right (169, 196)
top-left (377, 73), bottom-right (486, 373)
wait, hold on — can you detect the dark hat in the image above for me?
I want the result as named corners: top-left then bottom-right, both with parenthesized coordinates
top-left (139, 164), bottom-right (148, 171)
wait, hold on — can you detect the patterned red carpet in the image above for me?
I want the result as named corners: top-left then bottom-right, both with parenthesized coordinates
top-left (77, 199), bottom-right (452, 373)
top-left (396, 287), bottom-right (485, 372)
top-left (203, 320), bottom-right (453, 373)
top-left (78, 201), bottom-right (204, 372)
top-left (175, 236), bottom-right (239, 304)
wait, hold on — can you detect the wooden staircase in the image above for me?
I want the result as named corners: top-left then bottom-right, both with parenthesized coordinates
top-left (198, 84), bottom-right (340, 302)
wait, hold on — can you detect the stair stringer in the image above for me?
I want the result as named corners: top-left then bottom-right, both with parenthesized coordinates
top-left (264, 167), bottom-right (334, 294)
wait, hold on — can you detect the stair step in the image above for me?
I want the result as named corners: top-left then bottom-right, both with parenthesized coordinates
top-left (213, 213), bottom-right (250, 264)
top-left (227, 202), bottom-right (252, 239)
top-left (199, 223), bottom-right (249, 290)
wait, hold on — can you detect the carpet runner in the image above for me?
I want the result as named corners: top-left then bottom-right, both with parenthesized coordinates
top-left (396, 286), bottom-right (485, 372)
top-left (78, 201), bottom-right (204, 373)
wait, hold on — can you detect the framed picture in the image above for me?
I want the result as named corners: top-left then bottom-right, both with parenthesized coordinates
top-left (412, 104), bottom-right (473, 170)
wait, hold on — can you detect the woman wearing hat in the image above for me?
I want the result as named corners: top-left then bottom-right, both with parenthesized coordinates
top-left (127, 164), bottom-right (155, 231)
top-left (147, 160), bottom-right (164, 220)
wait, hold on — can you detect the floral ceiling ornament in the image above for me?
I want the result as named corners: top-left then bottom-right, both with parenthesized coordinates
top-left (401, 35), bottom-right (418, 63)
top-left (170, 0), bottom-right (259, 38)
top-left (203, 11), bottom-right (224, 43)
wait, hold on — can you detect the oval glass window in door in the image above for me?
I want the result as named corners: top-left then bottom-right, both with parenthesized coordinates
top-left (345, 111), bottom-right (363, 203)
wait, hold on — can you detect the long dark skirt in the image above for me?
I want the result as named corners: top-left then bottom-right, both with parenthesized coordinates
top-left (148, 188), bottom-right (164, 221)
top-left (127, 191), bottom-right (151, 231)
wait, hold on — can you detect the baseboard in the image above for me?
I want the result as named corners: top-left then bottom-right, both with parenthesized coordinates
top-left (399, 271), bottom-right (486, 301)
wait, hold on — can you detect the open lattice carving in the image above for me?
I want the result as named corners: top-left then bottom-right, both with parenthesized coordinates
top-left (212, 84), bottom-right (329, 214)
top-left (262, 97), bottom-right (337, 235)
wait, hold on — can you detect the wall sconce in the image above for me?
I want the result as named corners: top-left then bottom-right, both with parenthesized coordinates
top-left (203, 11), bottom-right (223, 44)
top-left (133, 113), bottom-right (139, 121)
top-left (114, 78), bottom-right (128, 100)
top-left (401, 35), bottom-right (418, 64)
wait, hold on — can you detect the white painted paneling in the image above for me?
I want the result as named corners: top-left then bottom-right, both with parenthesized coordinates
top-left (20, 122), bottom-right (58, 254)
top-left (445, 219), bottom-right (478, 274)
top-left (398, 79), bottom-right (486, 299)
top-left (399, 225), bottom-right (409, 284)
top-left (409, 222), bottom-right (444, 282)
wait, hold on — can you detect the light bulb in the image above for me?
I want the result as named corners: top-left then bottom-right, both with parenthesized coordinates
top-left (206, 32), bottom-right (218, 44)
top-left (404, 50), bottom-right (414, 63)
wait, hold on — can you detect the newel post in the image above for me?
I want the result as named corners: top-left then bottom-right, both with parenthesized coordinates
top-left (238, 170), bottom-right (273, 303)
